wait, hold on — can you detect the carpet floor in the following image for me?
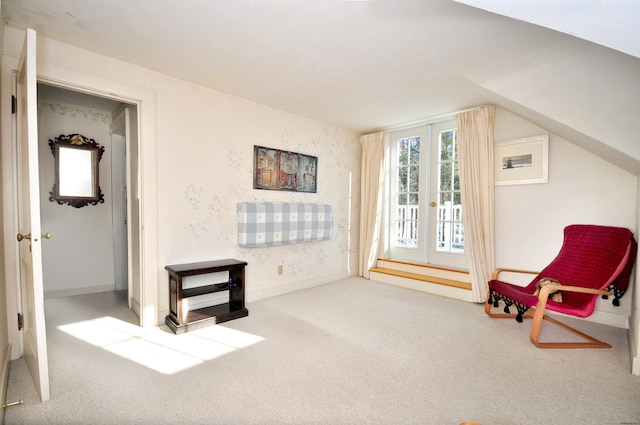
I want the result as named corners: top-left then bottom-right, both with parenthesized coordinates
top-left (4, 277), bottom-right (640, 424)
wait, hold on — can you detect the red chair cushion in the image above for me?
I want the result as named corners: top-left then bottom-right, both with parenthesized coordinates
top-left (488, 224), bottom-right (636, 318)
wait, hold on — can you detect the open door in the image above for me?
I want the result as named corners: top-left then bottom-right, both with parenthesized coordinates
top-left (16, 28), bottom-right (50, 402)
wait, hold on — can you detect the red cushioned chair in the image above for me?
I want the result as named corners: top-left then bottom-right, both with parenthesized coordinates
top-left (485, 224), bottom-right (637, 348)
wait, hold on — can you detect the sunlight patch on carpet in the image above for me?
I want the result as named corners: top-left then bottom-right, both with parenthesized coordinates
top-left (58, 317), bottom-right (264, 374)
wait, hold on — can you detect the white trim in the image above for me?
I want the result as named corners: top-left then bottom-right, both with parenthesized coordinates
top-left (155, 271), bottom-right (352, 323)
top-left (580, 310), bottom-right (629, 329)
top-left (35, 64), bottom-right (159, 327)
top-left (248, 271), bottom-right (352, 302)
top-left (630, 327), bottom-right (640, 375)
top-left (2, 31), bottom-right (159, 334)
top-left (2, 56), bottom-right (23, 360)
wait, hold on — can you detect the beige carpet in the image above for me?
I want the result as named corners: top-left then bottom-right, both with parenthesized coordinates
top-left (4, 277), bottom-right (640, 424)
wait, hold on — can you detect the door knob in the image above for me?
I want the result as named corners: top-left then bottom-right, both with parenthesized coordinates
top-left (16, 233), bottom-right (31, 242)
top-left (430, 202), bottom-right (437, 207)
top-left (17, 232), bottom-right (51, 242)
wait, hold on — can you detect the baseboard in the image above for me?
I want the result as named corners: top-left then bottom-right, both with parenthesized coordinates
top-left (630, 321), bottom-right (640, 375)
top-left (130, 296), bottom-right (141, 318)
top-left (246, 271), bottom-right (351, 303)
top-left (581, 309), bottom-right (629, 329)
top-left (1, 344), bottom-right (11, 425)
top-left (156, 271), bottom-right (353, 325)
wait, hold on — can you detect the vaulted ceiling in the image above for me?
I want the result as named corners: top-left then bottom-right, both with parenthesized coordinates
top-left (3, 0), bottom-right (640, 173)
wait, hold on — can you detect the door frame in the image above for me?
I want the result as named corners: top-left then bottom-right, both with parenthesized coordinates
top-left (387, 125), bottom-right (431, 263)
top-left (428, 119), bottom-right (467, 269)
top-left (2, 36), bottom-right (159, 360)
top-left (385, 121), bottom-right (468, 269)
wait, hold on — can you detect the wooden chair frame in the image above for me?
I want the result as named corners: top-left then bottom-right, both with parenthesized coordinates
top-left (485, 268), bottom-right (613, 349)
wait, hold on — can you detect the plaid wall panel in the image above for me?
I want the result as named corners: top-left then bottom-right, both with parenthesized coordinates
top-left (237, 202), bottom-right (332, 247)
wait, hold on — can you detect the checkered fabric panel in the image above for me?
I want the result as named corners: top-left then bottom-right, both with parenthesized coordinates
top-left (237, 202), bottom-right (332, 247)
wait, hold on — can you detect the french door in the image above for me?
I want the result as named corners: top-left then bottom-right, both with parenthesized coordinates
top-left (388, 120), bottom-right (467, 269)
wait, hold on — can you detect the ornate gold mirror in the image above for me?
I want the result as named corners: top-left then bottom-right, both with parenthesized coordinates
top-left (49, 134), bottom-right (104, 208)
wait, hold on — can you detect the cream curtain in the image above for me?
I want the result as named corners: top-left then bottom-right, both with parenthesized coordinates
top-left (358, 131), bottom-right (387, 278)
top-left (456, 106), bottom-right (496, 302)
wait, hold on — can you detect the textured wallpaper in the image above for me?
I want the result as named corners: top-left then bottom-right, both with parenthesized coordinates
top-left (157, 101), bottom-right (362, 300)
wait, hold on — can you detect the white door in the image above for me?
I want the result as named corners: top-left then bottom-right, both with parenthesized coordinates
top-left (16, 28), bottom-right (50, 402)
top-left (428, 120), bottom-right (467, 269)
top-left (388, 126), bottom-right (429, 263)
top-left (388, 121), bottom-right (467, 269)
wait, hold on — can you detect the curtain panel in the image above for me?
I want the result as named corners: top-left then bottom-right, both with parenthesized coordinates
top-left (456, 106), bottom-right (496, 302)
top-left (358, 131), bottom-right (387, 278)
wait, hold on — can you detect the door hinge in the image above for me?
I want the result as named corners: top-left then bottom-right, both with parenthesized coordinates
top-left (17, 313), bottom-right (23, 331)
top-left (11, 95), bottom-right (17, 114)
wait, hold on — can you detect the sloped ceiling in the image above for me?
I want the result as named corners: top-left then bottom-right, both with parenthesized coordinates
top-left (453, 0), bottom-right (640, 59)
top-left (3, 0), bottom-right (640, 173)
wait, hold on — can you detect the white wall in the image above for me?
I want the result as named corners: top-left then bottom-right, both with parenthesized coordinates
top-left (494, 108), bottom-right (637, 325)
top-left (1, 27), bottom-right (361, 326)
top-left (3, 27), bottom-right (635, 362)
top-left (37, 98), bottom-right (116, 297)
top-left (155, 77), bottom-right (362, 308)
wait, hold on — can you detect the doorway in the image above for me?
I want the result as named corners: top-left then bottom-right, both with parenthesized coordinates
top-left (387, 121), bottom-right (467, 269)
top-left (36, 83), bottom-right (139, 315)
top-left (2, 35), bottom-right (157, 401)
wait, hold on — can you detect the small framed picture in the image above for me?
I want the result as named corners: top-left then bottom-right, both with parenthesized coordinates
top-left (494, 134), bottom-right (549, 185)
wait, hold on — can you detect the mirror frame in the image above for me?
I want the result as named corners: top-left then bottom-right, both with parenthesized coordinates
top-left (49, 133), bottom-right (105, 208)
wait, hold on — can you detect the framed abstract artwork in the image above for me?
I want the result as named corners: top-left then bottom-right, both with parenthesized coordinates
top-left (253, 145), bottom-right (317, 192)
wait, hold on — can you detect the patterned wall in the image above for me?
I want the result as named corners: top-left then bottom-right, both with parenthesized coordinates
top-left (157, 104), bottom-right (362, 300)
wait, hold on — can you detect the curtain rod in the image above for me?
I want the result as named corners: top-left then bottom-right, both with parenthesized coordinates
top-left (378, 105), bottom-right (490, 132)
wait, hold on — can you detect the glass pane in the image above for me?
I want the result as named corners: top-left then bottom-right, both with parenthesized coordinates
top-left (435, 126), bottom-right (464, 255)
top-left (409, 165), bottom-right (419, 191)
top-left (439, 162), bottom-right (452, 191)
top-left (451, 130), bottom-right (458, 159)
top-left (440, 131), bottom-right (454, 161)
top-left (453, 162), bottom-right (460, 190)
top-left (398, 139), bottom-right (408, 166)
top-left (409, 137), bottom-right (420, 164)
top-left (411, 205), bottom-right (419, 220)
top-left (452, 223), bottom-right (464, 251)
top-left (453, 207), bottom-right (462, 221)
top-left (437, 222), bottom-right (445, 248)
top-left (396, 221), bottom-right (406, 246)
top-left (398, 167), bottom-right (407, 192)
top-left (394, 133), bottom-right (424, 251)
